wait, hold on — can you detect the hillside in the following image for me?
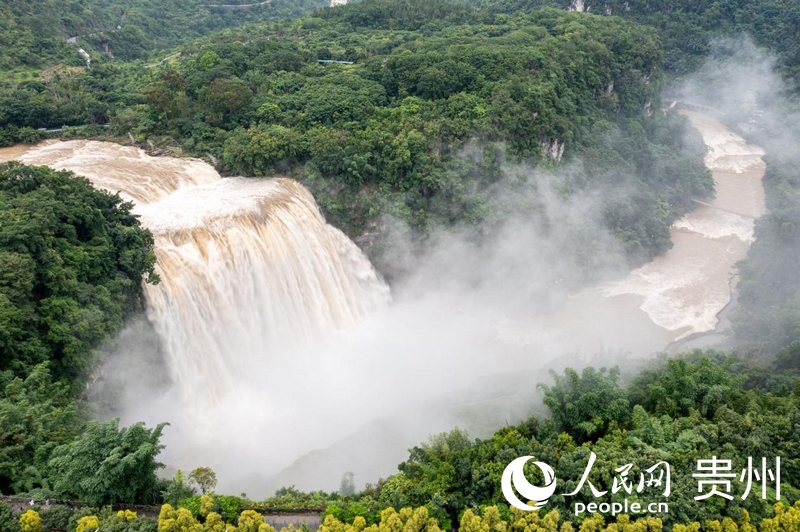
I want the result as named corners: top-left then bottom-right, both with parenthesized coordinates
top-left (0, 0), bottom-right (714, 282)
top-left (459, 0), bottom-right (800, 85)
top-left (0, 0), bottom-right (328, 78)
top-left (2, 1), bottom-right (800, 531)
top-left (451, 0), bottom-right (800, 357)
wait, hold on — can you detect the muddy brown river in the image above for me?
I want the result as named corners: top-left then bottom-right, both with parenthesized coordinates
top-left (0, 112), bottom-right (766, 362)
top-left (0, 111), bottom-right (767, 492)
top-left (498, 111), bottom-right (766, 358)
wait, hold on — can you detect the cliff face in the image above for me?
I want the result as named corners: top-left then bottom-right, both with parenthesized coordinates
top-left (540, 139), bottom-right (565, 161)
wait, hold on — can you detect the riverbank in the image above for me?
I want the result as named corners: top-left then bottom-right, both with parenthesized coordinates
top-left (0, 112), bottom-right (768, 493)
top-left (497, 111), bottom-right (767, 361)
top-left (1, 111), bottom-right (765, 361)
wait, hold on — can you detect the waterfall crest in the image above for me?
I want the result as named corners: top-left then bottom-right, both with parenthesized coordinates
top-left (19, 140), bottom-right (391, 405)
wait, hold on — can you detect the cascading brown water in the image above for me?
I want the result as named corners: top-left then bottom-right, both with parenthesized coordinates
top-left (0, 112), bottom-right (766, 491)
top-left (498, 111), bottom-right (767, 355)
top-left (14, 140), bottom-right (391, 411)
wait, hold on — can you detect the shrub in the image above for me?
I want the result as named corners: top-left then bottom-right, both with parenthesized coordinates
top-left (20, 510), bottom-right (43, 532)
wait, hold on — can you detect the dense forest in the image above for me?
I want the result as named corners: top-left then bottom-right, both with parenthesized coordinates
top-left (370, 353), bottom-right (800, 529)
top-left (459, 0), bottom-right (800, 86)
top-left (2, 0), bottom-right (800, 530)
top-left (0, 162), bottom-right (160, 498)
top-left (2, 352), bottom-right (800, 530)
top-left (0, 0), bottom-right (327, 75)
top-left (0, 163), bottom-right (158, 384)
top-left (1, 0), bottom-right (715, 281)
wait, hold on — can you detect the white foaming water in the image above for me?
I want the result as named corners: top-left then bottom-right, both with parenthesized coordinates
top-left (18, 140), bottom-right (391, 415)
top-left (701, 123), bottom-right (766, 173)
top-left (139, 178), bottom-right (390, 410)
top-left (672, 210), bottom-right (754, 242)
top-left (602, 253), bottom-right (735, 334)
top-left (602, 111), bottom-right (766, 338)
top-left (19, 140), bottom-right (220, 203)
top-left (0, 112), bottom-right (766, 488)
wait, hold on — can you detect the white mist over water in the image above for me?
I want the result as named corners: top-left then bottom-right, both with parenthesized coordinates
top-left (137, 178), bottom-right (390, 414)
top-left (6, 139), bottom-right (523, 490)
top-left (16, 140), bottom-right (391, 429)
top-left (496, 111), bottom-right (766, 353)
top-left (1, 106), bottom-right (767, 492)
top-left (600, 111), bottom-right (766, 338)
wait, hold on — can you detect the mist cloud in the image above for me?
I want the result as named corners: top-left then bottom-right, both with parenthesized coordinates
top-left (88, 43), bottom-right (788, 495)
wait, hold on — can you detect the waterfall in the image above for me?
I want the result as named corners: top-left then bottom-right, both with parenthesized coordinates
top-left (19, 140), bottom-right (391, 409)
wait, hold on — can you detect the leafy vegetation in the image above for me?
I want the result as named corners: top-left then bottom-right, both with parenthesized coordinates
top-left (168, 1), bottom-right (709, 259)
top-left (0, 1), bottom-right (714, 276)
top-left (248, 486), bottom-right (334, 513)
top-left (322, 352), bottom-right (800, 530)
top-left (0, 364), bottom-right (79, 495)
top-left (458, 0), bottom-right (800, 361)
top-left (189, 468), bottom-right (219, 495)
top-left (460, 0), bottom-right (800, 86)
top-left (48, 419), bottom-right (167, 505)
top-left (539, 367), bottom-right (630, 443)
top-left (1, 0), bottom-right (800, 530)
top-left (733, 140), bottom-right (800, 356)
top-left (2, 351), bottom-right (800, 530)
top-left (39, 1), bottom-right (714, 278)
top-left (0, 163), bottom-right (165, 500)
top-left (0, 162), bottom-right (157, 384)
top-left (0, 0), bottom-right (328, 74)
top-left (318, 500), bottom-right (800, 532)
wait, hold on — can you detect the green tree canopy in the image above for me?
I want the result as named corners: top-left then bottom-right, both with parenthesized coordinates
top-left (189, 467), bottom-right (218, 495)
top-left (539, 366), bottom-right (631, 442)
top-left (0, 162), bottom-right (157, 387)
top-left (48, 418), bottom-right (167, 505)
top-left (0, 363), bottom-right (79, 494)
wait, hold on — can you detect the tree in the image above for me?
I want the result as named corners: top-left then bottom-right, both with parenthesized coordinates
top-left (198, 50), bottom-right (221, 71)
top-left (189, 467), bottom-right (218, 495)
top-left (238, 510), bottom-right (273, 532)
top-left (458, 507), bottom-right (505, 532)
top-left (162, 469), bottom-right (196, 505)
top-left (775, 341), bottom-right (800, 371)
top-left (19, 510), bottom-right (42, 532)
top-left (628, 354), bottom-right (746, 418)
top-left (0, 162), bottom-right (158, 386)
top-left (203, 512), bottom-right (228, 532)
top-left (0, 363), bottom-right (80, 494)
top-left (340, 472), bottom-right (356, 496)
top-left (539, 367), bottom-right (630, 442)
top-left (146, 70), bottom-right (191, 127)
top-left (75, 516), bottom-right (100, 532)
top-left (48, 418), bottom-right (167, 505)
top-left (222, 125), bottom-right (304, 176)
top-left (157, 505), bottom-right (203, 532)
top-left (321, 506), bottom-right (441, 532)
top-left (0, 500), bottom-right (21, 532)
top-left (199, 78), bottom-right (253, 125)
